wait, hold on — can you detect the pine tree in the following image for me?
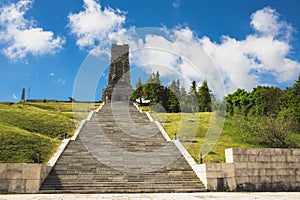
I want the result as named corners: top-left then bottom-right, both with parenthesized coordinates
top-left (198, 80), bottom-right (212, 112)
top-left (184, 81), bottom-right (198, 113)
top-left (189, 80), bottom-right (197, 95)
top-left (180, 86), bottom-right (187, 99)
top-left (143, 71), bottom-right (162, 104)
top-left (154, 71), bottom-right (161, 84)
top-left (136, 77), bottom-right (142, 89)
top-left (168, 80), bottom-right (180, 112)
top-left (131, 77), bottom-right (143, 102)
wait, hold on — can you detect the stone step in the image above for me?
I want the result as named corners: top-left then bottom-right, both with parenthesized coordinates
top-left (39, 187), bottom-right (206, 194)
top-left (40, 185), bottom-right (204, 190)
top-left (45, 169), bottom-right (196, 175)
top-left (43, 179), bottom-right (202, 185)
top-left (40, 102), bottom-right (205, 193)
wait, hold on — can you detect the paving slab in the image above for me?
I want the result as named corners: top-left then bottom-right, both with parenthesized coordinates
top-left (0, 192), bottom-right (299, 200)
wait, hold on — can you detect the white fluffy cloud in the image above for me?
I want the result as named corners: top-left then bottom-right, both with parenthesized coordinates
top-left (199, 7), bottom-right (300, 93)
top-left (70, 1), bottom-right (300, 97)
top-left (130, 27), bottom-right (226, 97)
top-left (68, 0), bottom-right (125, 50)
top-left (0, 0), bottom-right (65, 60)
top-left (93, 26), bottom-right (221, 97)
top-left (250, 7), bottom-right (293, 40)
top-left (133, 7), bottom-right (300, 96)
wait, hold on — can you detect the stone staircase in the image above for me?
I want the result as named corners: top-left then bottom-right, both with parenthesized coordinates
top-left (40, 102), bottom-right (205, 193)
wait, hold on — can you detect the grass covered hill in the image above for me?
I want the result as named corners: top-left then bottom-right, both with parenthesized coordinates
top-left (150, 112), bottom-right (259, 163)
top-left (151, 110), bottom-right (300, 163)
top-left (0, 102), bottom-right (100, 163)
top-left (1, 100), bottom-right (298, 164)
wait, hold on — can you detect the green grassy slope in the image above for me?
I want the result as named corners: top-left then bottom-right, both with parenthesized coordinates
top-left (0, 103), bottom-right (75, 138)
top-left (151, 112), bottom-right (260, 163)
top-left (0, 102), bottom-right (100, 164)
top-left (0, 123), bottom-right (60, 163)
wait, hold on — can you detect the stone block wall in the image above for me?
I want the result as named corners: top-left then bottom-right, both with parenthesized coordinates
top-left (199, 163), bottom-right (236, 191)
top-left (0, 163), bottom-right (52, 193)
top-left (201, 148), bottom-right (300, 191)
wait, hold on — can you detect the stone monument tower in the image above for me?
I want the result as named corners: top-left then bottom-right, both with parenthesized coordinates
top-left (20, 88), bottom-right (25, 102)
top-left (102, 44), bottom-right (131, 102)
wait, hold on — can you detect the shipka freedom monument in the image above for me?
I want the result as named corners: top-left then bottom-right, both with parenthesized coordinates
top-left (102, 44), bottom-right (131, 102)
top-left (37, 43), bottom-right (206, 193)
top-left (2, 44), bottom-right (298, 194)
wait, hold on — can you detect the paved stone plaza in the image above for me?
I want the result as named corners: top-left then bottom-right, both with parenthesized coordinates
top-left (1, 192), bottom-right (299, 200)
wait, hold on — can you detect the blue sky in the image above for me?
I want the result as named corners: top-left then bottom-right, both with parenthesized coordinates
top-left (0, 0), bottom-right (300, 101)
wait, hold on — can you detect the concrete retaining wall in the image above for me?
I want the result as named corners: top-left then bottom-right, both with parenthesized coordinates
top-left (0, 163), bottom-right (52, 193)
top-left (200, 148), bottom-right (300, 191)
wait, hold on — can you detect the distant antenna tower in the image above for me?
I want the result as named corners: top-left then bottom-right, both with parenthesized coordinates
top-left (28, 87), bottom-right (31, 100)
top-left (20, 88), bottom-right (25, 102)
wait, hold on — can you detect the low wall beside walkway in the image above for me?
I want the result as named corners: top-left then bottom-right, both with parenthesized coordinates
top-left (0, 163), bottom-right (51, 193)
top-left (200, 148), bottom-right (300, 191)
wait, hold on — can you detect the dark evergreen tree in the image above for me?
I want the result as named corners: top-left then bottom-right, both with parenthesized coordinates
top-left (180, 86), bottom-right (187, 99)
top-left (198, 80), bottom-right (212, 112)
top-left (189, 80), bottom-right (197, 95)
top-left (142, 71), bottom-right (163, 105)
top-left (168, 80), bottom-right (180, 112)
top-left (185, 81), bottom-right (198, 113)
top-left (136, 77), bottom-right (142, 89)
top-left (131, 77), bottom-right (143, 101)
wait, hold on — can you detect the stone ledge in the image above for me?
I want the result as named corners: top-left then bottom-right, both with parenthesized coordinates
top-left (154, 121), bottom-right (171, 141)
top-left (46, 139), bottom-right (70, 167)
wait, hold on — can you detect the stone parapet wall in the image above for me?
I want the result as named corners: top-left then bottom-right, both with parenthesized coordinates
top-left (201, 148), bottom-right (300, 191)
top-left (0, 163), bottom-right (52, 193)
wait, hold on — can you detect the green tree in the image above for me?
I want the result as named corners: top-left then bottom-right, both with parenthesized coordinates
top-left (180, 86), bottom-right (187, 99)
top-left (285, 75), bottom-right (300, 120)
top-left (143, 71), bottom-right (163, 104)
top-left (225, 88), bottom-right (249, 115)
top-left (281, 74), bottom-right (300, 131)
top-left (190, 80), bottom-right (197, 94)
top-left (250, 86), bottom-right (283, 116)
top-left (168, 80), bottom-right (180, 112)
top-left (183, 81), bottom-right (198, 113)
top-left (136, 77), bottom-right (142, 89)
top-left (234, 114), bottom-right (298, 148)
top-left (198, 80), bottom-right (212, 112)
top-left (131, 77), bottom-right (143, 101)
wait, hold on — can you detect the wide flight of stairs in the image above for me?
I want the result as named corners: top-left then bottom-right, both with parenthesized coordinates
top-left (40, 102), bottom-right (205, 193)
